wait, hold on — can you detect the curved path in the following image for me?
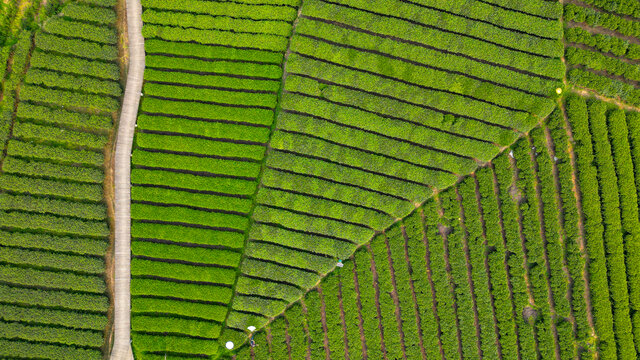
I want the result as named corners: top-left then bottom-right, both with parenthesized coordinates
top-left (111, 0), bottom-right (144, 358)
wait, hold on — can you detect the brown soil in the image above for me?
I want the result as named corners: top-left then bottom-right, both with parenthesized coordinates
top-left (566, 20), bottom-right (640, 46)
top-left (284, 316), bottom-right (293, 360)
top-left (265, 325), bottom-right (274, 356)
top-left (507, 155), bottom-right (537, 309)
top-left (382, 234), bottom-right (408, 360)
top-left (566, 41), bottom-right (640, 65)
top-left (0, 47), bottom-right (15, 103)
top-left (489, 164), bottom-right (523, 360)
top-left (350, 256), bottom-right (369, 359)
top-left (335, 270), bottom-right (351, 360)
top-left (506, 153), bottom-right (542, 358)
top-left (115, 0), bottom-right (129, 86)
top-left (471, 173), bottom-right (504, 359)
top-left (542, 125), bottom-right (579, 337)
top-left (565, 0), bottom-right (640, 23)
top-left (557, 98), bottom-right (598, 340)
top-left (527, 135), bottom-right (562, 360)
top-left (418, 209), bottom-right (446, 360)
top-left (435, 195), bottom-right (464, 359)
top-left (572, 87), bottom-right (640, 112)
top-left (365, 243), bottom-right (389, 360)
top-left (401, 225), bottom-right (428, 360)
top-left (315, 285), bottom-right (332, 360)
top-left (300, 298), bottom-right (313, 360)
top-left (454, 186), bottom-right (484, 358)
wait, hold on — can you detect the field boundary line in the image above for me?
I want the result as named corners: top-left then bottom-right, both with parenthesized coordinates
top-left (111, 0), bottom-right (145, 357)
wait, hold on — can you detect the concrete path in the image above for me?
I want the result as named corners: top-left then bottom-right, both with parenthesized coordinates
top-left (111, 0), bottom-right (144, 358)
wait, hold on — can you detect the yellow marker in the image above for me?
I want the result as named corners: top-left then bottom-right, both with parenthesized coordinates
top-left (556, 88), bottom-right (563, 94)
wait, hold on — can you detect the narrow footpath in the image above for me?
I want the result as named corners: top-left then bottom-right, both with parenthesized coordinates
top-left (111, 0), bottom-right (144, 358)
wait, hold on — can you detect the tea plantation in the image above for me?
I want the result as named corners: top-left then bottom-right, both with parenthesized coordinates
top-left (2, 0), bottom-right (640, 359)
top-left (0, 0), bottom-right (122, 358)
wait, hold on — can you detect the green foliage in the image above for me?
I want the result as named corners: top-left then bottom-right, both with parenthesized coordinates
top-left (0, 304), bottom-right (107, 330)
top-left (132, 315), bottom-right (221, 339)
top-left (565, 4), bottom-right (640, 39)
top-left (35, 32), bottom-right (118, 61)
top-left (0, 193), bottom-right (106, 220)
top-left (132, 240), bottom-right (242, 266)
top-left (140, 97), bottom-right (274, 126)
top-left (131, 168), bottom-right (257, 195)
top-left (141, 0), bottom-right (298, 21)
top-left (136, 114), bottom-right (270, 143)
top-left (565, 27), bottom-right (640, 60)
top-left (131, 185), bottom-right (253, 213)
top-left (131, 278), bottom-right (233, 303)
top-left (132, 258), bottom-right (237, 284)
top-left (145, 38), bottom-right (283, 64)
top-left (566, 95), bottom-right (616, 359)
top-left (0, 246), bottom-right (105, 274)
top-left (20, 85), bottom-right (120, 112)
top-left (144, 82), bottom-right (277, 107)
top-left (30, 50), bottom-right (120, 80)
top-left (132, 149), bottom-right (261, 178)
top-left (132, 297), bottom-right (228, 322)
top-left (0, 339), bottom-right (101, 360)
top-left (568, 68), bottom-right (640, 106)
top-left (62, 3), bottom-right (116, 25)
top-left (0, 174), bottom-right (103, 202)
top-left (132, 333), bottom-right (220, 357)
top-left (131, 221), bottom-right (245, 248)
top-left (0, 230), bottom-right (107, 256)
top-left (44, 17), bottom-right (117, 44)
top-left (143, 9), bottom-right (291, 36)
top-left (17, 102), bottom-right (112, 132)
top-left (143, 24), bottom-right (289, 52)
top-left (26, 68), bottom-right (122, 97)
top-left (566, 46), bottom-right (640, 83)
top-left (7, 140), bottom-right (104, 167)
top-left (0, 284), bottom-right (108, 313)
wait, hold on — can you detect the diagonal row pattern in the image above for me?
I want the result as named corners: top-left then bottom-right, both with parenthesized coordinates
top-left (223, 0), bottom-right (565, 348)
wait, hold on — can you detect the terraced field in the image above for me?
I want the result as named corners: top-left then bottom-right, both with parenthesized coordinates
top-left (2, 0), bottom-right (640, 359)
top-left (0, 0), bottom-right (122, 358)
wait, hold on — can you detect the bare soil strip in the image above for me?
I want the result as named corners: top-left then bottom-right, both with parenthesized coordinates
top-left (283, 316), bottom-right (294, 360)
top-left (527, 135), bottom-right (562, 360)
top-left (383, 234), bottom-right (409, 360)
top-left (571, 87), bottom-right (640, 113)
top-left (316, 285), bottom-right (332, 360)
top-left (401, 225), bottom-right (428, 360)
top-left (542, 125), bottom-right (579, 336)
top-left (351, 255), bottom-right (370, 359)
top-left (435, 195), bottom-right (465, 359)
top-left (507, 154), bottom-right (542, 358)
top-left (557, 98), bottom-right (597, 336)
top-left (455, 186), bottom-right (484, 358)
top-left (336, 271), bottom-right (352, 360)
top-left (472, 173), bottom-right (504, 359)
top-left (300, 298), bottom-right (313, 360)
top-left (419, 209), bottom-right (447, 360)
top-left (365, 243), bottom-right (390, 360)
top-left (489, 163), bottom-right (523, 360)
top-left (566, 41), bottom-right (640, 65)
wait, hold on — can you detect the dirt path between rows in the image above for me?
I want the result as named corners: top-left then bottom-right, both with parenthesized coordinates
top-left (472, 173), bottom-right (504, 359)
top-left (527, 135), bottom-right (562, 360)
top-left (401, 225), bottom-right (428, 360)
top-left (455, 187), bottom-right (484, 359)
top-left (557, 98), bottom-right (598, 341)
